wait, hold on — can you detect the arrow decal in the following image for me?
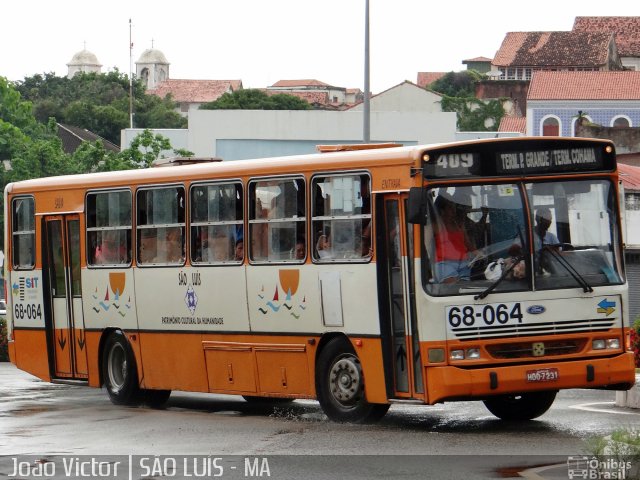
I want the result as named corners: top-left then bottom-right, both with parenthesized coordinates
top-left (77, 331), bottom-right (86, 351)
top-left (597, 298), bottom-right (616, 316)
top-left (58, 331), bottom-right (67, 351)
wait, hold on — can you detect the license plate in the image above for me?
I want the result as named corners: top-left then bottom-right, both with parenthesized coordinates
top-left (526, 368), bottom-right (559, 382)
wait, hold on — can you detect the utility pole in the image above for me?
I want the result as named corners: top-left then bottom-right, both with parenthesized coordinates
top-left (129, 18), bottom-right (134, 129)
top-left (363, 0), bottom-right (370, 143)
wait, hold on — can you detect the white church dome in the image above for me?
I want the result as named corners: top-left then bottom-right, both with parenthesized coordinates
top-left (67, 49), bottom-right (102, 67)
top-left (137, 48), bottom-right (169, 65)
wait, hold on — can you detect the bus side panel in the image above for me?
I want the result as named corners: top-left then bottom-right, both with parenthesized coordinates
top-left (11, 329), bottom-right (51, 382)
top-left (133, 266), bottom-right (250, 392)
top-left (85, 330), bottom-right (103, 387)
top-left (81, 268), bottom-right (139, 385)
top-left (245, 263), bottom-right (388, 402)
top-left (10, 269), bottom-right (50, 381)
top-left (137, 332), bottom-right (209, 391)
top-left (349, 336), bottom-right (388, 404)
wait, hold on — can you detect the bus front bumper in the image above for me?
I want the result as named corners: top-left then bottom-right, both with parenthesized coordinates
top-left (424, 352), bottom-right (635, 404)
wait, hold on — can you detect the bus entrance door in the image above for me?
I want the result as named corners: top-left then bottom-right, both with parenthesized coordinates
top-left (43, 215), bottom-right (88, 380)
top-left (380, 195), bottom-right (424, 399)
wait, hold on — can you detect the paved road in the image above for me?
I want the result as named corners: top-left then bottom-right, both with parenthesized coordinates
top-left (1, 363), bottom-right (639, 479)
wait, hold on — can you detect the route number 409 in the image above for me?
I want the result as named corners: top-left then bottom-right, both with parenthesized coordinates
top-left (447, 303), bottom-right (523, 328)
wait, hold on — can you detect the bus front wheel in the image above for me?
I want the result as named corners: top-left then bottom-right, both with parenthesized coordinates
top-left (102, 331), bottom-right (141, 406)
top-left (316, 337), bottom-right (389, 423)
top-left (483, 391), bottom-right (557, 421)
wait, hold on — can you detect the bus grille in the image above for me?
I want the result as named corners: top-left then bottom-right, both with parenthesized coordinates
top-left (450, 317), bottom-right (615, 340)
top-left (486, 339), bottom-right (587, 359)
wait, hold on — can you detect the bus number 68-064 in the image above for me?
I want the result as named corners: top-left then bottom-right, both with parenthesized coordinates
top-left (448, 303), bottom-right (523, 328)
top-left (14, 303), bottom-right (43, 321)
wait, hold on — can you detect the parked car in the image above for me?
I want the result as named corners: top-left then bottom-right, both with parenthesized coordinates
top-left (0, 299), bottom-right (6, 320)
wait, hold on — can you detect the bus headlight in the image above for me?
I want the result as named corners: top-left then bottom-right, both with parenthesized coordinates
top-left (466, 348), bottom-right (481, 360)
top-left (606, 338), bottom-right (620, 349)
top-left (449, 348), bottom-right (481, 361)
top-left (450, 350), bottom-right (465, 361)
top-left (592, 338), bottom-right (620, 350)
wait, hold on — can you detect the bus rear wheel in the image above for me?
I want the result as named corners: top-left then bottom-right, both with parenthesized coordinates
top-left (102, 331), bottom-right (141, 406)
top-left (316, 337), bottom-right (389, 423)
top-left (483, 391), bottom-right (557, 421)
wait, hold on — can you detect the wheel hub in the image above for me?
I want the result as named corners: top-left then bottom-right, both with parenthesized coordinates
top-left (329, 356), bottom-right (363, 404)
top-left (108, 344), bottom-right (126, 391)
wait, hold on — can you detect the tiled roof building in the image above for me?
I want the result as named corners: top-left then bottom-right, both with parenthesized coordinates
top-left (526, 71), bottom-right (640, 136)
top-left (148, 79), bottom-right (243, 115)
top-left (498, 116), bottom-right (526, 134)
top-left (416, 72), bottom-right (446, 89)
top-left (573, 16), bottom-right (640, 60)
top-left (492, 31), bottom-right (622, 80)
top-left (266, 79), bottom-right (361, 107)
top-left (527, 71), bottom-right (640, 100)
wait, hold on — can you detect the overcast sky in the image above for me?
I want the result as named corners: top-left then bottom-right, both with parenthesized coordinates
top-left (2, 1), bottom-right (637, 93)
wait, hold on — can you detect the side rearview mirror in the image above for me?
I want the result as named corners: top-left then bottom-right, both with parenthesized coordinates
top-left (407, 187), bottom-right (427, 225)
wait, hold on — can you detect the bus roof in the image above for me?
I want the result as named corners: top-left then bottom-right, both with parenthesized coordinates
top-left (5, 137), bottom-right (616, 195)
top-left (6, 143), bottom-right (423, 194)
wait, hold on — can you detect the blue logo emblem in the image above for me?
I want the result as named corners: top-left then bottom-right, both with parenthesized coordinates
top-left (527, 305), bottom-right (546, 315)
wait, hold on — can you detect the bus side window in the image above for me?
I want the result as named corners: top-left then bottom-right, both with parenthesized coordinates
top-left (190, 182), bottom-right (243, 265)
top-left (312, 173), bottom-right (372, 262)
top-left (249, 177), bottom-right (305, 263)
top-left (12, 197), bottom-right (36, 269)
top-left (86, 190), bottom-right (132, 267)
top-left (136, 186), bottom-right (185, 266)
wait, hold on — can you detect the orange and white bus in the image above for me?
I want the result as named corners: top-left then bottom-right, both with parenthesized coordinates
top-left (4, 137), bottom-right (635, 422)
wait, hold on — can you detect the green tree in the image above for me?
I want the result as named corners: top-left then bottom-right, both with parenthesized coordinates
top-left (14, 71), bottom-right (187, 144)
top-left (0, 77), bottom-right (187, 248)
top-left (429, 70), bottom-right (505, 132)
top-left (200, 88), bottom-right (311, 110)
top-left (440, 96), bottom-right (505, 131)
top-left (429, 70), bottom-right (484, 97)
top-left (118, 128), bottom-right (192, 168)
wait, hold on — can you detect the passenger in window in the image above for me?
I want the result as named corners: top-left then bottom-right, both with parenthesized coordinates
top-left (316, 232), bottom-right (332, 259)
top-left (452, 190), bottom-right (488, 249)
top-left (95, 230), bottom-right (123, 264)
top-left (533, 206), bottom-right (560, 274)
top-left (205, 229), bottom-right (231, 262)
top-left (533, 207), bottom-right (559, 249)
top-left (484, 243), bottom-right (526, 281)
top-left (235, 239), bottom-right (244, 262)
top-left (294, 238), bottom-right (306, 260)
top-left (433, 192), bottom-right (476, 282)
top-left (161, 228), bottom-right (184, 263)
top-left (139, 230), bottom-right (157, 264)
top-left (361, 221), bottom-right (373, 258)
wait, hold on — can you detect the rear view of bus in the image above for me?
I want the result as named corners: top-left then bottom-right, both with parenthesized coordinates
top-left (408, 137), bottom-right (634, 420)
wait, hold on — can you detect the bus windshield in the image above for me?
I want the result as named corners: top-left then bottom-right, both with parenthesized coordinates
top-left (422, 178), bottom-right (623, 296)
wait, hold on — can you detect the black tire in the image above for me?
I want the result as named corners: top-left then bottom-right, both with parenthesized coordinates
top-left (143, 389), bottom-right (172, 408)
top-left (242, 396), bottom-right (293, 405)
top-left (483, 391), bottom-right (557, 421)
top-left (102, 331), bottom-right (141, 406)
top-left (316, 337), bottom-right (390, 423)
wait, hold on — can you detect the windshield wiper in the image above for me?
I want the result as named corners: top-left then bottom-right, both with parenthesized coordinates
top-left (541, 245), bottom-right (594, 293)
top-left (474, 254), bottom-right (523, 300)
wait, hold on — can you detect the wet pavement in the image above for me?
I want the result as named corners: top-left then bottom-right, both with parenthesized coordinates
top-left (1, 362), bottom-right (640, 479)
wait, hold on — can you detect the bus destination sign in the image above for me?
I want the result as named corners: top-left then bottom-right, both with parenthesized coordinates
top-left (496, 147), bottom-right (602, 175)
top-left (422, 142), bottom-right (610, 179)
